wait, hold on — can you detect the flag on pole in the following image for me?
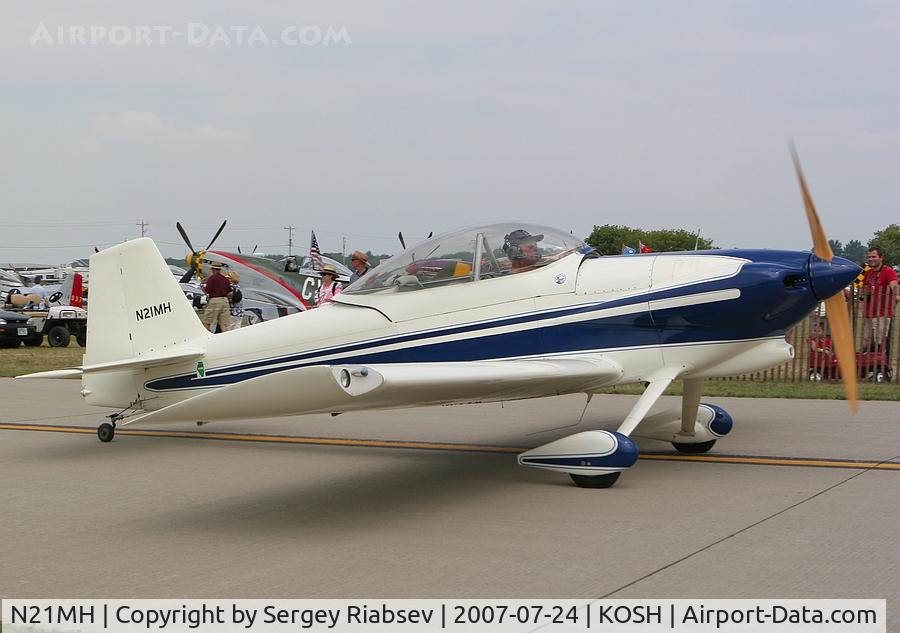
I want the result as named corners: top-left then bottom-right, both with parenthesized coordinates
top-left (622, 245), bottom-right (637, 255)
top-left (639, 241), bottom-right (653, 253)
top-left (309, 231), bottom-right (323, 270)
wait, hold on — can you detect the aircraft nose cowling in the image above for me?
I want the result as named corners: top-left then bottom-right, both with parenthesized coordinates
top-left (808, 255), bottom-right (861, 302)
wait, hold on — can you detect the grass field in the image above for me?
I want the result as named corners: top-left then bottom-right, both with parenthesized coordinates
top-left (1, 344), bottom-right (898, 400)
top-left (1, 343), bottom-right (83, 377)
top-left (597, 380), bottom-right (900, 401)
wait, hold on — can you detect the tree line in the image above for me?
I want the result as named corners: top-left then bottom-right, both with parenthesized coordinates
top-left (586, 223), bottom-right (900, 264)
top-left (829, 224), bottom-right (900, 265)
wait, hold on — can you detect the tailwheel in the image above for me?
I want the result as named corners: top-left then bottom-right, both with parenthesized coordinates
top-left (672, 439), bottom-right (716, 454)
top-left (569, 472), bottom-right (621, 489)
top-left (97, 423), bottom-right (115, 443)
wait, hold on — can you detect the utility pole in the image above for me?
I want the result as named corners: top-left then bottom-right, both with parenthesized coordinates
top-left (342, 236), bottom-right (347, 265)
top-left (284, 225), bottom-right (295, 256)
top-left (137, 220), bottom-right (148, 237)
top-left (694, 227), bottom-right (701, 251)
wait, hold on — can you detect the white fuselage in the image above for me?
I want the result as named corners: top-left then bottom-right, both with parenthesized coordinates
top-left (82, 250), bottom-right (795, 412)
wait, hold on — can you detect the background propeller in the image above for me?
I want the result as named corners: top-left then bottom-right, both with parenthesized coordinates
top-left (398, 231), bottom-right (433, 251)
top-left (176, 220), bottom-right (227, 283)
top-left (790, 143), bottom-right (857, 413)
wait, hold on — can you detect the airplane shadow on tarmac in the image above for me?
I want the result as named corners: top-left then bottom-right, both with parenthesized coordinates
top-left (16, 430), bottom-right (560, 537)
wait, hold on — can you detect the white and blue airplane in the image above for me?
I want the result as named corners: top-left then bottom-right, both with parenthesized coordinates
top-left (21, 153), bottom-right (861, 488)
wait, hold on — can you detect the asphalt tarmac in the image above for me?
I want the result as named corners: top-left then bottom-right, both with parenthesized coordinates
top-left (1, 378), bottom-right (898, 621)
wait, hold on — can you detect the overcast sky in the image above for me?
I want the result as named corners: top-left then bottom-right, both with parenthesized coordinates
top-left (2, 1), bottom-right (898, 264)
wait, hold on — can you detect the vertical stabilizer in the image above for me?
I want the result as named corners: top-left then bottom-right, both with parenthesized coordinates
top-left (58, 272), bottom-right (84, 307)
top-left (86, 238), bottom-right (209, 365)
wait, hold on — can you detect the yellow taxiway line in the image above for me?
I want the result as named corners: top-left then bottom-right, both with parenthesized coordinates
top-left (2, 422), bottom-right (899, 471)
top-left (0, 422), bottom-right (522, 453)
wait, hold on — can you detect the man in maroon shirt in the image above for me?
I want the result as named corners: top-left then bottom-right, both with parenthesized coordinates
top-left (201, 262), bottom-right (233, 333)
top-left (861, 247), bottom-right (899, 353)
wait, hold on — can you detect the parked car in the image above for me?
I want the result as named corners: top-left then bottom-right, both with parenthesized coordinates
top-left (0, 309), bottom-right (37, 348)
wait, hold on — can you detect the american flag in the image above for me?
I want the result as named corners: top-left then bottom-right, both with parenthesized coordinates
top-left (309, 231), bottom-right (323, 270)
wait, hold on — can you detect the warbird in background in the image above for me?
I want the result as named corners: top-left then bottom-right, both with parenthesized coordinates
top-left (21, 150), bottom-right (861, 488)
top-left (176, 220), bottom-right (351, 320)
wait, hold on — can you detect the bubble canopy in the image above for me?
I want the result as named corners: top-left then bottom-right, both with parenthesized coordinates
top-left (345, 223), bottom-right (587, 295)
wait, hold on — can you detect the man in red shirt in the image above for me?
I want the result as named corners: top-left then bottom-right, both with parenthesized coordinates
top-left (861, 247), bottom-right (899, 353)
top-left (201, 262), bottom-right (233, 333)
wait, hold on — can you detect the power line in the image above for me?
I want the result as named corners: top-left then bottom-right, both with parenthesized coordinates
top-left (0, 222), bottom-right (135, 228)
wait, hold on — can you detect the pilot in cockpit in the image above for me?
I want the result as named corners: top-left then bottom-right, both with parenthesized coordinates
top-left (503, 229), bottom-right (544, 273)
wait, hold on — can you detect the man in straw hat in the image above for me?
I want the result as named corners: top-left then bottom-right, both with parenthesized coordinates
top-left (349, 250), bottom-right (370, 284)
top-left (313, 264), bottom-right (343, 307)
top-left (201, 262), bottom-right (232, 332)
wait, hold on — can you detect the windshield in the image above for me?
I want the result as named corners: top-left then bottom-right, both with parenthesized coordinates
top-left (345, 223), bottom-right (586, 294)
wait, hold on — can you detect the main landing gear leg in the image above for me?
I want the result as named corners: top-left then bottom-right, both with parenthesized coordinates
top-left (671, 377), bottom-right (715, 453)
top-left (518, 371), bottom-right (683, 489)
top-left (568, 372), bottom-right (677, 489)
top-left (615, 374), bottom-right (676, 437)
top-left (671, 378), bottom-right (718, 454)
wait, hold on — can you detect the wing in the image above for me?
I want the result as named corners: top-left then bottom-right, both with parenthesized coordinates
top-left (125, 357), bottom-right (623, 426)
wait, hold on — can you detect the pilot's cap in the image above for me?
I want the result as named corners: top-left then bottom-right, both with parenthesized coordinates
top-left (505, 229), bottom-right (544, 245)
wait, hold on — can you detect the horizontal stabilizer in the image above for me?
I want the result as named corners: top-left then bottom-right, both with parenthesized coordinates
top-left (82, 348), bottom-right (205, 373)
top-left (16, 348), bottom-right (205, 380)
top-left (17, 368), bottom-right (84, 380)
top-left (125, 357), bottom-right (622, 426)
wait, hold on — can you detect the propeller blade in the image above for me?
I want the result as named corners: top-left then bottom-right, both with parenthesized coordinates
top-left (93, 246), bottom-right (100, 254)
top-left (205, 220), bottom-right (227, 251)
top-left (790, 143), bottom-right (857, 414)
top-left (252, 244), bottom-right (258, 254)
top-left (398, 232), bottom-right (406, 250)
top-left (176, 222), bottom-right (197, 254)
top-left (237, 246), bottom-right (242, 254)
top-left (789, 141), bottom-right (833, 261)
top-left (824, 293), bottom-right (858, 414)
top-left (427, 232), bottom-right (433, 239)
top-left (179, 269), bottom-right (195, 284)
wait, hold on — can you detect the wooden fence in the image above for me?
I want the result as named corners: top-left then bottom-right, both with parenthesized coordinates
top-left (712, 301), bottom-right (898, 384)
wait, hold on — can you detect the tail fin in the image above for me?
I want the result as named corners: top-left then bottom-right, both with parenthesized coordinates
top-left (58, 272), bottom-right (84, 307)
top-left (86, 238), bottom-right (209, 365)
